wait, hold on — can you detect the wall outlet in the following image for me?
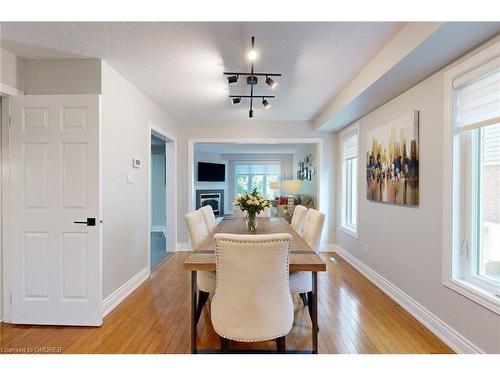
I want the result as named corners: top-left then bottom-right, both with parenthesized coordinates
top-left (364, 245), bottom-right (369, 254)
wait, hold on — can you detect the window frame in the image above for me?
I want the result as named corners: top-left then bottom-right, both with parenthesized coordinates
top-left (443, 40), bottom-right (500, 315)
top-left (340, 123), bottom-right (360, 239)
top-left (233, 161), bottom-right (281, 199)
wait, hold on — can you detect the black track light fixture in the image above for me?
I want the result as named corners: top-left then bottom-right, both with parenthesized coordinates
top-left (223, 36), bottom-right (282, 118)
top-left (266, 76), bottom-right (277, 89)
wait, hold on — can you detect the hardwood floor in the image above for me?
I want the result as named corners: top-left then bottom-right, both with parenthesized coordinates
top-left (0, 252), bottom-right (453, 354)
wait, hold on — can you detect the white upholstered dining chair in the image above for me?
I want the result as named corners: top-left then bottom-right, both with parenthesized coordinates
top-left (184, 210), bottom-right (216, 323)
top-left (233, 206), bottom-right (246, 218)
top-left (211, 233), bottom-right (294, 353)
top-left (289, 208), bottom-right (325, 319)
top-left (257, 207), bottom-right (271, 217)
top-left (200, 205), bottom-right (217, 232)
top-left (290, 205), bottom-right (307, 234)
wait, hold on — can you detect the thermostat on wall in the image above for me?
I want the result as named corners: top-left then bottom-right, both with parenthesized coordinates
top-left (132, 159), bottom-right (141, 168)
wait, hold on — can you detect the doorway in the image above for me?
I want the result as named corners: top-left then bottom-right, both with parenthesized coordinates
top-left (150, 134), bottom-right (169, 269)
top-left (149, 126), bottom-right (177, 271)
top-left (188, 138), bottom-right (324, 217)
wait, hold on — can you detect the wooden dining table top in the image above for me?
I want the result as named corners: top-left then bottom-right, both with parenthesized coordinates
top-left (183, 217), bottom-right (326, 272)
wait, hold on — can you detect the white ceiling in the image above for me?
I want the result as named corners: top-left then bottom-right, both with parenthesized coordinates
top-left (195, 142), bottom-right (305, 154)
top-left (0, 22), bottom-right (403, 122)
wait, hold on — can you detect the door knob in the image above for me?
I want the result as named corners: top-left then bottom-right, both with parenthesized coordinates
top-left (74, 218), bottom-right (96, 226)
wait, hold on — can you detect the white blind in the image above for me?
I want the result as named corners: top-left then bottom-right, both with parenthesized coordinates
top-left (455, 66), bottom-right (500, 130)
top-left (235, 163), bottom-right (280, 175)
top-left (343, 133), bottom-right (358, 160)
top-left (484, 123), bottom-right (500, 166)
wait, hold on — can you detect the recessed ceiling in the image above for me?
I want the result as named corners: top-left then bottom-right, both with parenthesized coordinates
top-left (195, 142), bottom-right (307, 154)
top-left (0, 22), bottom-right (404, 122)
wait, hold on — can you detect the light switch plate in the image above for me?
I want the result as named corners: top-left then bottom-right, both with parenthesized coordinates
top-left (127, 171), bottom-right (135, 183)
top-left (132, 158), bottom-right (141, 168)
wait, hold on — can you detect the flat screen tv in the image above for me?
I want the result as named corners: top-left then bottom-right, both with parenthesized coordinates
top-left (198, 162), bottom-right (225, 182)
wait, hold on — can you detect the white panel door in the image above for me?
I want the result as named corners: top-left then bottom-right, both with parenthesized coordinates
top-left (9, 95), bottom-right (102, 326)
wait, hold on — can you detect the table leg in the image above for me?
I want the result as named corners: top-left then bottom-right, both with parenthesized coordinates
top-left (191, 270), bottom-right (197, 354)
top-left (311, 271), bottom-right (318, 354)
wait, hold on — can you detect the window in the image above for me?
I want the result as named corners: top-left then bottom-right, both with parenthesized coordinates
top-left (234, 162), bottom-right (280, 199)
top-left (340, 124), bottom-right (359, 237)
top-left (443, 43), bottom-right (500, 313)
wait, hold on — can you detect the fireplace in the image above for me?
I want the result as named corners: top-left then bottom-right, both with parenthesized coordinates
top-left (196, 189), bottom-right (224, 216)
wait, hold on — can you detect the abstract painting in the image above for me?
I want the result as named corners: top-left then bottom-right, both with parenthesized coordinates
top-left (366, 111), bottom-right (419, 206)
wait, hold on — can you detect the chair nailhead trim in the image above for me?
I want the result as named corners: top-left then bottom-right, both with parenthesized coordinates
top-left (213, 237), bottom-right (292, 342)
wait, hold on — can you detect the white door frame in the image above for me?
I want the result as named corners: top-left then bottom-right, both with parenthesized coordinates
top-left (0, 85), bottom-right (23, 322)
top-left (1, 95), bottom-right (12, 322)
top-left (188, 137), bottom-right (325, 216)
top-left (148, 123), bottom-right (177, 270)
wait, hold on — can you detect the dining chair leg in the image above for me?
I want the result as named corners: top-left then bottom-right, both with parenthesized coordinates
top-left (306, 291), bottom-right (313, 319)
top-left (191, 271), bottom-right (197, 354)
top-left (195, 291), bottom-right (209, 324)
top-left (220, 337), bottom-right (230, 353)
top-left (299, 293), bottom-right (308, 306)
top-left (307, 291), bottom-right (319, 332)
top-left (277, 336), bottom-right (286, 353)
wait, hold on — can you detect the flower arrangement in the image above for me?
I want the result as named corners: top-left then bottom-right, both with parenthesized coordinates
top-left (234, 188), bottom-right (272, 231)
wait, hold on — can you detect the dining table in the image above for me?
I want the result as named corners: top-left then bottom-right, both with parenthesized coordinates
top-left (183, 216), bottom-right (327, 354)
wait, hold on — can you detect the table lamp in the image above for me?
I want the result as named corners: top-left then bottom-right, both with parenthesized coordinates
top-left (270, 181), bottom-right (280, 196)
top-left (282, 180), bottom-right (301, 213)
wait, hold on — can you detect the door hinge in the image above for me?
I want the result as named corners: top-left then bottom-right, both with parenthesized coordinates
top-left (8, 116), bottom-right (12, 127)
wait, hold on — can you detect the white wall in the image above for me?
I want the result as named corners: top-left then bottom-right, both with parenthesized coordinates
top-left (177, 122), bottom-right (336, 246)
top-left (0, 49), bottom-right (25, 91)
top-left (335, 36), bottom-right (500, 353)
top-left (100, 61), bottom-right (178, 299)
top-left (24, 59), bottom-right (101, 95)
top-left (0, 48), bottom-right (25, 92)
top-left (293, 143), bottom-right (318, 207)
top-left (1, 51), bottom-right (101, 95)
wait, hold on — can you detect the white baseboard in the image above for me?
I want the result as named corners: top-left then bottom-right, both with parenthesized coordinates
top-left (333, 244), bottom-right (483, 354)
top-left (176, 242), bottom-right (191, 252)
top-left (320, 243), bottom-right (337, 252)
top-left (102, 267), bottom-right (150, 318)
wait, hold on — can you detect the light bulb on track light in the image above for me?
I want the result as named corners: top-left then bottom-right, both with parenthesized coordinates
top-left (262, 98), bottom-right (271, 109)
top-left (248, 50), bottom-right (257, 61)
top-left (266, 76), bottom-right (277, 89)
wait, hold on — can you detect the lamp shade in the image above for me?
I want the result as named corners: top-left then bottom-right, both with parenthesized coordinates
top-left (282, 180), bottom-right (301, 194)
top-left (270, 181), bottom-right (280, 190)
